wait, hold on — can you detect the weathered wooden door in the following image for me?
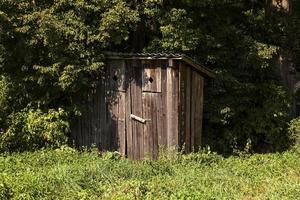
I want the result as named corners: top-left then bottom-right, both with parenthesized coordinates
top-left (127, 60), bottom-right (163, 159)
top-left (141, 61), bottom-right (162, 159)
top-left (109, 60), bottom-right (164, 159)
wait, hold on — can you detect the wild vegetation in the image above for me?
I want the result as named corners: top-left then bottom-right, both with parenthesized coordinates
top-left (0, 0), bottom-right (300, 199)
top-left (1, 0), bottom-right (300, 154)
top-left (1, 0), bottom-right (300, 198)
top-left (1, 147), bottom-right (300, 199)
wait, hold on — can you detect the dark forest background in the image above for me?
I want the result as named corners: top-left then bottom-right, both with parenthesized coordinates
top-left (1, 0), bottom-right (300, 154)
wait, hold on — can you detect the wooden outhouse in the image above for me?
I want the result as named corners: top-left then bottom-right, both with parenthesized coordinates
top-left (71, 53), bottom-right (215, 159)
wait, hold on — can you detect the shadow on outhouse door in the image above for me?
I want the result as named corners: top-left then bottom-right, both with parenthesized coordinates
top-left (107, 60), bottom-right (126, 155)
top-left (126, 60), bottom-right (163, 160)
top-left (109, 59), bottom-right (163, 160)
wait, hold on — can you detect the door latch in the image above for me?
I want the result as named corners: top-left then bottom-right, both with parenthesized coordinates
top-left (130, 114), bottom-right (150, 124)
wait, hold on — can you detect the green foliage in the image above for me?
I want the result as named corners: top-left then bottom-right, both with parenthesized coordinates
top-left (0, 0), bottom-right (141, 94)
top-left (159, 1), bottom-right (292, 153)
top-left (0, 179), bottom-right (13, 200)
top-left (0, 76), bottom-right (9, 126)
top-left (160, 8), bottom-right (201, 51)
top-left (288, 117), bottom-right (300, 148)
top-left (0, 0), bottom-right (297, 153)
top-left (0, 0), bottom-right (142, 151)
top-left (100, 1), bottom-right (140, 45)
top-left (0, 149), bottom-right (300, 199)
top-left (205, 80), bottom-right (291, 153)
top-left (0, 108), bottom-right (70, 152)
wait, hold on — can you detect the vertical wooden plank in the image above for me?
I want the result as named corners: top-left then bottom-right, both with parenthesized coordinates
top-left (110, 98), bottom-right (119, 150)
top-left (200, 78), bottom-right (204, 146)
top-left (142, 93), bottom-right (152, 158)
top-left (96, 86), bottom-right (102, 148)
top-left (152, 94), bottom-right (159, 159)
top-left (92, 89), bottom-right (97, 146)
top-left (158, 60), bottom-right (168, 149)
top-left (131, 61), bottom-right (138, 159)
top-left (179, 62), bottom-right (187, 150)
top-left (94, 87), bottom-right (99, 147)
top-left (95, 80), bottom-right (105, 148)
top-left (91, 89), bottom-right (96, 146)
top-left (191, 71), bottom-right (205, 150)
top-left (166, 60), bottom-right (179, 149)
top-left (125, 60), bottom-right (133, 158)
top-left (99, 77), bottom-right (107, 151)
top-left (131, 59), bottom-right (144, 159)
top-left (190, 73), bottom-right (197, 151)
top-left (88, 92), bottom-right (92, 146)
top-left (80, 101), bottom-right (85, 147)
top-left (83, 97), bottom-right (90, 147)
top-left (106, 61), bottom-right (115, 151)
top-left (103, 66), bottom-right (111, 151)
top-left (185, 66), bottom-right (192, 152)
top-left (80, 99), bottom-right (86, 147)
top-left (142, 93), bottom-right (159, 159)
top-left (194, 75), bottom-right (204, 148)
top-left (118, 92), bottom-right (126, 155)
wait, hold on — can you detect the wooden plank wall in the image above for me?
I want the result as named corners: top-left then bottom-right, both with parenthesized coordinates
top-left (179, 61), bottom-right (205, 152)
top-left (71, 75), bottom-right (112, 150)
top-left (71, 60), bottom-right (126, 152)
top-left (71, 58), bottom-right (186, 159)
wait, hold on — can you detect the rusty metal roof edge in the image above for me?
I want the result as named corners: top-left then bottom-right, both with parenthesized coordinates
top-left (103, 52), bottom-right (182, 58)
top-left (103, 52), bottom-right (216, 78)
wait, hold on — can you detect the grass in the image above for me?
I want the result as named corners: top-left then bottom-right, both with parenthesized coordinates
top-left (1, 147), bottom-right (300, 199)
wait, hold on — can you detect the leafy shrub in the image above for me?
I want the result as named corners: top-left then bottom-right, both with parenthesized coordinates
top-left (0, 76), bottom-right (11, 127)
top-left (204, 81), bottom-right (291, 154)
top-left (0, 179), bottom-right (13, 200)
top-left (288, 117), bottom-right (300, 148)
top-left (0, 108), bottom-right (70, 152)
top-left (181, 148), bottom-right (224, 165)
top-left (101, 151), bottom-right (122, 161)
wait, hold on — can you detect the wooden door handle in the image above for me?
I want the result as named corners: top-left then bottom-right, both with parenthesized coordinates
top-left (130, 114), bottom-right (146, 123)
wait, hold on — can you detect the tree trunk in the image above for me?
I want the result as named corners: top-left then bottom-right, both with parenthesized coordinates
top-left (267, 0), bottom-right (298, 115)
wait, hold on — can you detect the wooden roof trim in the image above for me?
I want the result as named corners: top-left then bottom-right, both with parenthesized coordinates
top-left (180, 55), bottom-right (216, 79)
top-left (104, 52), bottom-right (216, 79)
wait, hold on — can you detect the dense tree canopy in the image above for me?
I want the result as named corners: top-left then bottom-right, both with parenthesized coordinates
top-left (0, 0), bottom-right (299, 153)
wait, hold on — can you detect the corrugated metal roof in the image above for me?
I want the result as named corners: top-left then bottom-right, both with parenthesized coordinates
top-left (104, 52), bottom-right (216, 78)
top-left (103, 52), bottom-right (182, 58)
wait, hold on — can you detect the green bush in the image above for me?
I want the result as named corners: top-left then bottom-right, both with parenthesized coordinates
top-left (0, 179), bottom-right (13, 200)
top-left (0, 108), bottom-right (70, 152)
top-left (288, 117), bottom-right (300, 148)
top-left (0, 76), bottom-right (10, 127)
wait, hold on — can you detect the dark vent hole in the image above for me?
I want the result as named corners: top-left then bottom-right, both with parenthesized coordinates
top-left (149, 77), bottom-right (154, 83)
top-left (112, 75), bottom-right (118, 81)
